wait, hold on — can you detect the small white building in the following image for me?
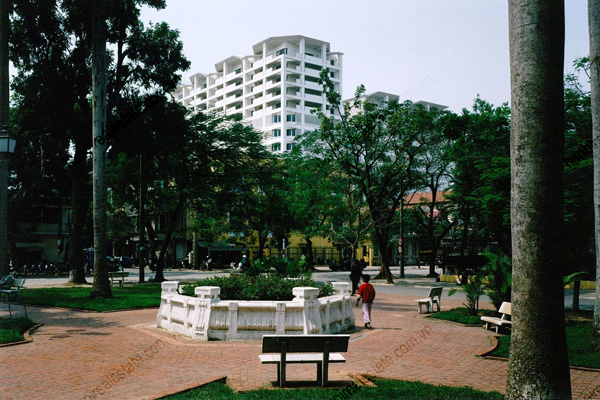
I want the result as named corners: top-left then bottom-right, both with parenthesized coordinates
top-left (173, 35), bottom-right (343, 153)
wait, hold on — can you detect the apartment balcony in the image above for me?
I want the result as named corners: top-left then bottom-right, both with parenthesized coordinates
top-left (265, 67), bottom-right (282, 79)
top-left (286, 77), bottom-right (301, 86)
top-left (265, 79), bottom-right (282, 91)
top-left (250, 71), bottom-right (264, 81)
top-left (304, 106), bottom-right (322, 114)
top-left (225, 95), bottom-right (242, 106)
top-left (265, 91), bottom-right (281, 102)
top-left (265, 104), bottom-right (282, 114)
top-left (304, 67), bottom-right (322, 78)
top-left (215, 100), bottom-right (225, 108)
top-left (304, 93), bottom-right (323, 103)
top-left (249, 84), bottom-right (264, 94)
top-left (215, 88), bottom-right (224, 97)
top-left (304, 80), bottom-right (322, 90)
top-left (304, 53), bottom-right (325, 64)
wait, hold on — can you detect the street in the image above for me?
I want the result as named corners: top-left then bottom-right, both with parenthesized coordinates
top-left (17, 264), bottom-right (594, 311)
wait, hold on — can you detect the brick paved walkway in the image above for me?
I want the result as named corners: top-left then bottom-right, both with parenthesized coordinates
top-left (1, 293), bottom-right (599, 400)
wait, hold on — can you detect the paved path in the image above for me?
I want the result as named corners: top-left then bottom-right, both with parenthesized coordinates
top-left (1, 293), bottom-right (599, 400)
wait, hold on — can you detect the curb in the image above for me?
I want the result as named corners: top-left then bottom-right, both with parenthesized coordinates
top-left (0, 322), bottom-right (44, 348)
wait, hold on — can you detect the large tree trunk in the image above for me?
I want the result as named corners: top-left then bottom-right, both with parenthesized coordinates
top-left (590, 0), bottom-right (600, 353)
top-left (505, 1), bottom-right (571, 398)
top-left (90, 2), bottom-right (111, 299)
top-left (373, 226), bottom-right (393, 283)
top-left (305, 237), bottom-right (314, 268)
top-left (155, 201), bottom-right (183, 282)
top-left (68, 144), bottom-right (88, 284)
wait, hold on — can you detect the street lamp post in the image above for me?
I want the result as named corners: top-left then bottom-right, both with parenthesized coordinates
top-left (0, 0), bottom-right (14, 278)
top-left (0, 126), bottom-right (16, 277)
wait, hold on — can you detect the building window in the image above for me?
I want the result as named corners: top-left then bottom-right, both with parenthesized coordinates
top-left (272, 143), bottom-right (281, 152)
top-left (286, 114), bottom-right (296, 122)
top-left (330, 59), bottom-right (335, 65)
top-left (272, 129), bottom-right (281, 137)
top-left (235, 68), bottom-right (242, 74)
top-left (276, 48), bottom-right (288, 56)
top-left (286, 143), bottom-right (296, 151)
top-left (286, 129), bottom-right (296, 137)
top-left (273, 115), bottom-right (281, 123)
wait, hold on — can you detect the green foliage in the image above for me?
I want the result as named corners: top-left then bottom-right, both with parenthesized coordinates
top-left (0, 317), bottom-right (35, 344)
top-left (490, 321), bottom-right (600, 369)
top-left (250, 256), bottom-right (312, 278)
top-left (159, 378), bottom-right (503, 400)
top-left (448, 97), bottom-right (511, 254)
top-left (429, 307), bottom-right (496, 325)
top-left (449, 271), bottom-right (486, 316)
top-left (481, 250), bottom-right (512, 311)
top-left (22, 284), bottom-right (162, 311)
top-left (563, 271), bottom-right (590, 287)
top-left (181, 274), bottom-right (334, 301)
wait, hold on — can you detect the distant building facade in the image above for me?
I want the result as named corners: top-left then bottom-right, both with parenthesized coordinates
top-left (173, 35), bottom-right (343, 153)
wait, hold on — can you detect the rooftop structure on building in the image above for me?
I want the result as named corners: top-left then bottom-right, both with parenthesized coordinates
top-left (344, 91), bottom-right (448, 111)
top-left (173, 35), bottom-right (343, 153)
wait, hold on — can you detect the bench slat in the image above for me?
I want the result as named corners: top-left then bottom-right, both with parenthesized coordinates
top-left (259, 353), bottom-right (346, 364)
top-left (261, 335), bottom-right (349, 353)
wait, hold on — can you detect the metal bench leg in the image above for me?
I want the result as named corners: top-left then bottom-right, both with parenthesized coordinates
top-left (316, 362), bottom-right (322, 385)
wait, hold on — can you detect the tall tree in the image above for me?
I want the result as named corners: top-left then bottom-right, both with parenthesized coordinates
top-left (90, 0), bottom-right (110, 298)
top-left (590, 0), bottom-right (600, 352)
top-left (303, 74), bottom-right (433, 283)
top-left (505, 1), bottom-right (571, 398)
top-left (10, 0), bottom-right (188, 283)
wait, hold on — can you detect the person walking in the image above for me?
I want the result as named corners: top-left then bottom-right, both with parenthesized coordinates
top-left (349, 259), bottom-right (362, 295)
top-left (355, 274), bottom-right (376, 329)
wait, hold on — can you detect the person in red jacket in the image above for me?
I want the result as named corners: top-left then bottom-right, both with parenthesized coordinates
top-left (355, 274), bottom-right (376, 329)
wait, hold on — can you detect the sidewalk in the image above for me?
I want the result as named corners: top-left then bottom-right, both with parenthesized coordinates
top-left (1, 293), bottom-right (599, 400)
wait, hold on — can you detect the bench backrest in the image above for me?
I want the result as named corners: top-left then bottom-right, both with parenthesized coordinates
top-left (262, 335), bottom-right (350, 353)
top-left (428, 287), bottom-right (443, 299)
top-left (498, 302), bottom-right (511, 317)
top-left (13, 278), bottom-right (25, 288)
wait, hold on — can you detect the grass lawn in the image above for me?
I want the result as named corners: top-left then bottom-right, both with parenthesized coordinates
top-left (429, 307), bottom-right (496, 325)
top-left (159, 378), bottom-right (503, 400)
top-left (490, 320), bottom-right (600, 369)
top-left (22, 283), bottom-right (162, 312)
top-left (0, 317), bottom-right (35, 344)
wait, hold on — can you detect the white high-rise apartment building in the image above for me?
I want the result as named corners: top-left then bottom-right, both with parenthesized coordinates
top-left (173, 35), bottom-right (343, 152)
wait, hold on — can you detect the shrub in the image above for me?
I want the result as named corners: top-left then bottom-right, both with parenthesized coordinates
top-left (251, 256), bottom-right (312, 278)
top-left (481, 250), bottom-right (512, 311)
top-left (449, 271), bottom-right (486, 316)
top-left (181, 273), bottom-right (334, 301)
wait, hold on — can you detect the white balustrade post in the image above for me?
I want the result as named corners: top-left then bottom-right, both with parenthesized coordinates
top-left (276, 302), bottom-right (286, 335)
top-left (195, 286), bottom-right (221, 340)
top-left (228, 302), bottom-right (238, 339)
top-left (293, 287), bottom-right (322, 335)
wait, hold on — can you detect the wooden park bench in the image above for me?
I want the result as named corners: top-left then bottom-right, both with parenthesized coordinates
top-left (481, 301), bottom-right (512, 333)
top-left (108, 271), bottom-right (129, 287)
top-left (414, 286), bottom-right (443, 314)
top-left (259, 334), bottom-right (349, 387)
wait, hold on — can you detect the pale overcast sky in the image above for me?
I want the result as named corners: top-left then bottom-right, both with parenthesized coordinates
top-left (141, 0), bottom-right (590, 113)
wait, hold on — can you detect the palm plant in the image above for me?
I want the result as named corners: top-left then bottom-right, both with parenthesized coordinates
top-left (449, 271), bottom-right (486, 316)
top-left (482, 250), bottom-right (512, 311)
